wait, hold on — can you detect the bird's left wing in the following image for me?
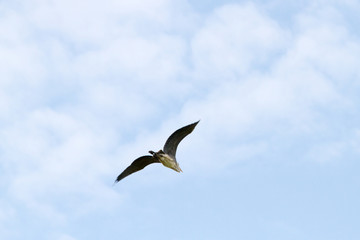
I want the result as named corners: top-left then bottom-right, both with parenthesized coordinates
top-left (114, 155), bottom-right (160, 183)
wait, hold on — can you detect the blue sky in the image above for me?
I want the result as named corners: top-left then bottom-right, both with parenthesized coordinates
top-left (1, 0), bottom-right (360, 239)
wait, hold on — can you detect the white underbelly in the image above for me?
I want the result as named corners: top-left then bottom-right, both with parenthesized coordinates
top-left (158, 154), bottom-right (177, 169)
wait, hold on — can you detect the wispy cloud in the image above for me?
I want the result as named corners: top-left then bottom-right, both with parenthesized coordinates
top-left (0, 0), bottom-right (359, 239)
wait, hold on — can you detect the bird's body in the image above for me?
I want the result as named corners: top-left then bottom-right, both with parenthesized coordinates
top-left (114, 121), bottom-right (199, 183)
top-left (149, 150), bottom-right (182, 172)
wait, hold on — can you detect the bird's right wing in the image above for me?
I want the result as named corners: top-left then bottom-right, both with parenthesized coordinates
top-left (114, 155), bottom-right (160, 183)
top-left (163, 121), bottom-right (199, 158)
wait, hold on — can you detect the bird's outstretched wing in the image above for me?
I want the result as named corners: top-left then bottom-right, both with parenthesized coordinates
top-left (163, 121), bottom-right (199, 158)
top-left (115, 155), bottom-right (160, 183)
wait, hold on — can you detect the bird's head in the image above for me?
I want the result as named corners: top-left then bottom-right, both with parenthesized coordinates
top-left (148, 150), bottom-right (164, 156)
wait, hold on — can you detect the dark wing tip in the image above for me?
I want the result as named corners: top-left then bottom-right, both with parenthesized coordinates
top-left (184, 120), bottom-right (200, 133)
top-left (193, 120), bottom-right (200, 127)
top-left (114, 173), bottom-right (125, 184)
top-left (191, 120), bottom-right (200, 125)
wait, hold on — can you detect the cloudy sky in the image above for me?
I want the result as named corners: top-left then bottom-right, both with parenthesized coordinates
top-left (1, 0), bottom-right (360, 239)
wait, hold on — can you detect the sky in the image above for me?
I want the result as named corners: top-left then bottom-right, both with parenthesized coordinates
top-left (0, 0), bottom-right (360, 239)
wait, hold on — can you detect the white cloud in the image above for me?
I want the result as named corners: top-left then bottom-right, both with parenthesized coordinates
top-left (57, 234), bottom-right (77, 240)
top-left (191, 3), bottom-right (289, 82)
top-left (1, 108), bottom-right (123, 226)
top-left (175, 1), bottom-right (360, 171)
top-left (0, 0), bottom-right (360, 239)
top-left (0, 200), bottom-right (16, 239)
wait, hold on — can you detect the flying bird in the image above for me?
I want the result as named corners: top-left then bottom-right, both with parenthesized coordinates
top-left (114, 121), bottom-right (199, 183)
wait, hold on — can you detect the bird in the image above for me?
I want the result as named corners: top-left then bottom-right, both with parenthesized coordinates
top-left (114, 120), bottom-right (199, 183)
